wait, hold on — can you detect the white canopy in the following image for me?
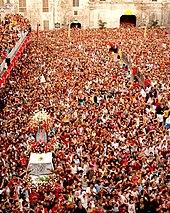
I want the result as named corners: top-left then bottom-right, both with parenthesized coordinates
top-left (28, 152), bottom-right (54, 176)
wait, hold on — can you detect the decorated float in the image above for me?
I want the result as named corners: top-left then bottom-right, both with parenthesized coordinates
top-left (26, 109), bottom-right (59, 182)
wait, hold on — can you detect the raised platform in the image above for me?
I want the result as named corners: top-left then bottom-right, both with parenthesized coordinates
top-left (27, 152), bottom-right (54, 176)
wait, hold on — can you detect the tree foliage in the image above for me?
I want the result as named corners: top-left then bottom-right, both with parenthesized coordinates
top-left (98, 20), bottom-right (107, 29)
top-left (151, 19), bottom-right (158, 28)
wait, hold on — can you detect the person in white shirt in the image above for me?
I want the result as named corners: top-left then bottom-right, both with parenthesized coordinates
top-left (128, 200), bottom-right (136, 213)
top-left (73, 155), bottom-right (81, 165)
top-left (86, 184), bottom-right (97, 196)
top-left (83, 162), bottom-right (89, 176)
top-left (120, 191), bottom-right (127, 204)
top-left (113, 201), bottom-right (120, 213)
top-left (112, 138), bottom-right (119, 149)
top-left (140, 89), bottom-right (146, 98)
top-left (71, 162), bottom-right (77, 174)
top-left (79, 192), bottom-right (88, 209)
top-left (76, 145), bottom-right (83, 156)
top-left (146, 86), bottom-right (151, 94)
top-left (149, 145), bottom-right (155, 155)
top-left (77, 162), bottom-right (84, 174)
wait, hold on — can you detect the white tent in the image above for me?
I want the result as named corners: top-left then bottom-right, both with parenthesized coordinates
top-left (28, 152), bottom-right (54, 176)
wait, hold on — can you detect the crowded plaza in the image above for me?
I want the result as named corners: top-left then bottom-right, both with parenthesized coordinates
top-left (0, 13), bottom-right (170, 213)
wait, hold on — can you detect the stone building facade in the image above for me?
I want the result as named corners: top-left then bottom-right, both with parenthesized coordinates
top-left (0, 0), bottom-right (170, 30)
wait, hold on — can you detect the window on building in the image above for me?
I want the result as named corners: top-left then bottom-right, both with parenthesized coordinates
top-left (19, 0), bottom-right (26, 12)
top-left (73, 0), bottom-right (79, 7)
top-left (74, 11), bottom-right (78, 16)
top-left (43, 0), bottom-right (49, 12)
top-left (152, 0), bottom-right (157, 1)
top-left (0, 0), bottom-right (4, 7)
top-left (43, 20), bottom-right (49, 30)
top-left (55, 22), bottom-right (60, 28)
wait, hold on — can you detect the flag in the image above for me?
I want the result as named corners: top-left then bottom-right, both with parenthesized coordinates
top-left (144, 26), bottom-right (147, 38)
top-left (68, 23), bottom-right (71, 38)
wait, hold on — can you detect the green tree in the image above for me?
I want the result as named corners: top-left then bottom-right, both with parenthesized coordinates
top-left (151, 19), bottom-right (158, 28)
top-left (98, 20), bottom-right (107, 29)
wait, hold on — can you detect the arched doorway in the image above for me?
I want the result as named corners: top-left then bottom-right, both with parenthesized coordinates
top-left (70, 22), bottom-right (81, 28)
top-left (70, 20), bottom-right (81, 29)
top-left (120, 15), bottom-right (136, 27)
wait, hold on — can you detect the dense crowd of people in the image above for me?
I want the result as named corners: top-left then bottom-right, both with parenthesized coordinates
top-left (0, 22), bottom-right (170, 213)
top-left (0, 14), bottom-right (30, 64)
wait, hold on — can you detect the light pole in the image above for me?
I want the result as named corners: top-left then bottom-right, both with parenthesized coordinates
top-left (53, 0), bottom-right (55, 29)
top-left (0, 9), bottom-right (4, 24)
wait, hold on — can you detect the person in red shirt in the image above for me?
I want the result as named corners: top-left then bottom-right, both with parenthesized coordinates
top-left (145, 78), bottom-right (150, 87)
top-left (133, 82), bottom-right (138, 89)
top-left (51, 202), bottom-right (59, 213)
top-left (29, 188), bottom-right (39, 205)
top-left (132, 67), bottom-right (137, 75)
top-left (93, 207), bottom-right (104, 213)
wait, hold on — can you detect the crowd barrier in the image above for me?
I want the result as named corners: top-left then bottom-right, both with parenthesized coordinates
top-left (136, 69), bottom-right (145, 87)
top-left (120, 49), bottom-right (145, 87)
top-left (0, 32), bottom-right (32, 88)
top-left (0, 31), bottom-right (29, 77)
top-left (121, 52), bottom-right (132, 69)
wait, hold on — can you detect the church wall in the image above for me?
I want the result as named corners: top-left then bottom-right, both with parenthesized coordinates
top-left (0, 0), bottom-right (170, 30)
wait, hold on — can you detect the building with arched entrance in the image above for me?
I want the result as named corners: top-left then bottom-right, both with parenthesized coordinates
top-left (120, 14), bottom-right (136, 27)
top-left (0, 0), bottom-right (170, 30)
top-left (70, 19), bottom-right (81, 28)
